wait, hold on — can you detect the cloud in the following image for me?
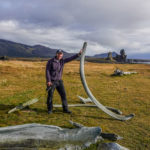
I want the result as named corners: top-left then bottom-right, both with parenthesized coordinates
top-left (0, 20), bottom-right (108, 55)
top-left (0, 0), bottom-right (150, 57)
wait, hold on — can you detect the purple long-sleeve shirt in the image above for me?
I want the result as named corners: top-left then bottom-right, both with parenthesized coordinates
top-left (46, 54), bottom-right (79, 82)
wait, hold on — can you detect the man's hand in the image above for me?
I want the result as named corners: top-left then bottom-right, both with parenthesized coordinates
top-left (78, 49), bottom-right (83, 56)
top-left (47, 82), bottom-right (52, 86)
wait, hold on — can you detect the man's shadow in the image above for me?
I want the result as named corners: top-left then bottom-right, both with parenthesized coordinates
top-left (0, 104), bottom-right (16, 110)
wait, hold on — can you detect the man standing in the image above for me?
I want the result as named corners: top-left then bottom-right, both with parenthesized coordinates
top-left (46, 49), bottom-right (82, 114)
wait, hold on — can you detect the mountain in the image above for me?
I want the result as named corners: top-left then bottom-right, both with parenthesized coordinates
top-left (0, 39), bottom-right (75, 58)
top-left (93, 51), bottom-right (118, 58)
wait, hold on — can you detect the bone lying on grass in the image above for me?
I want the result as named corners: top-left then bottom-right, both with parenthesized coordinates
top-left (113, 68), bottom-right (137, 76)
top-left (8, 98), bottom-right (39, 114)
top-left (0, 121), bottom-right (124, 149)
top-left (7, 97), bottom-right (122, 115)
top-left (78, 95), bottom-right (123, 115)
top-left (53, 96), bottom-right (122, 115)
top-left (97, 143), bottom-right (129, 150)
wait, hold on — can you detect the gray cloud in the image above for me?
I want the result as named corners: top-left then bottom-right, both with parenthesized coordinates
top-left (0, 0), bottom-right (150, 57)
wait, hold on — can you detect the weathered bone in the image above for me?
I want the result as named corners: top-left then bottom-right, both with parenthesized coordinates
top-left (78, 95), bottom-right (92, 103)
top-left (78, 95), bottom-right (122, 115)
top-left (97, 143), bottom-right (129, 150)
top-left (113, 68), bottom-right (137, 76)
top-left (69, 121), bottom-right (123, 141)
top-left (0, 121), bottom-right (125, 149)
top-left (100, 133), bottom-right (123, 141)
top-left (0, 122), bottom-right (102, 149)
top-left (80, 42), bottom-right (134, 121)
top-left (8, 98), bottom-right (39, 114)
top-left (54, 104), bottom-right (96, 107)
top-left (69, 120), bottom-right (84, 128)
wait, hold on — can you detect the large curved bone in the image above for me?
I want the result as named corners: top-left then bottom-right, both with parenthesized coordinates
top-left (80, 42), bottom-right (134, 121)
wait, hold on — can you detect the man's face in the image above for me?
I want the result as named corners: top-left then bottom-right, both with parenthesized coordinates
top-left (56, 53), bottom-right (63, 60)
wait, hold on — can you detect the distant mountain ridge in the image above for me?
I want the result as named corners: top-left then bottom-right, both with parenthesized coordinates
top-left (0, 39), bottom-right (75, 58)
top-left (1, 39), bottom-right (149, 60)
top-left (93, 51), bottom-right (118, 58)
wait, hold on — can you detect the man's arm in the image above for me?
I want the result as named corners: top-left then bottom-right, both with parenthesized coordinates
top-left (46, 60), bottom-right (52, 86)
top-left (64, 54), bottom-right (79, 63)
top-left (64, 49), bottom-right (82, 63)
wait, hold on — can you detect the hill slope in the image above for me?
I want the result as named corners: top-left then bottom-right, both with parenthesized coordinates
top-left (0, 39), bottom-right (74, 58)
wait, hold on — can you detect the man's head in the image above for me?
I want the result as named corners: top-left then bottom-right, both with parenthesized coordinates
top-left (56, 49), bottom-right (63, 60)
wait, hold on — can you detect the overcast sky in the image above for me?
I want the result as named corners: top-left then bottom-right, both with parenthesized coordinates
top-left (0, 0), bottom-right (150, 58)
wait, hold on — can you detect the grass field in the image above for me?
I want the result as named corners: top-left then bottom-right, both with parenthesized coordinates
top-left (0, 60), bottom-right (150, 149)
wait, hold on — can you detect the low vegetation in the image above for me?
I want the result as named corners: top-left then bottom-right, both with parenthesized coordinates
top-left (0, 60), bottom-right (150, 149)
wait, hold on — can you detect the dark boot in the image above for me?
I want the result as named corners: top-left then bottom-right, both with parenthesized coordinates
top-left (63, 107), bottom-right (72, 114)
top-left (48, 110), bottom-right (53, 114)
top-left (63, 109), bottom-right (72, 114)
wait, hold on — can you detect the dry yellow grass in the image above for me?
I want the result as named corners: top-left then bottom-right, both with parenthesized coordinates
top-left (0, 60), bottom-right (150, 149)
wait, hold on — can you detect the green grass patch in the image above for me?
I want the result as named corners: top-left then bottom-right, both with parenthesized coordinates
top-left (0, 61), bottom-right (150, 149)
